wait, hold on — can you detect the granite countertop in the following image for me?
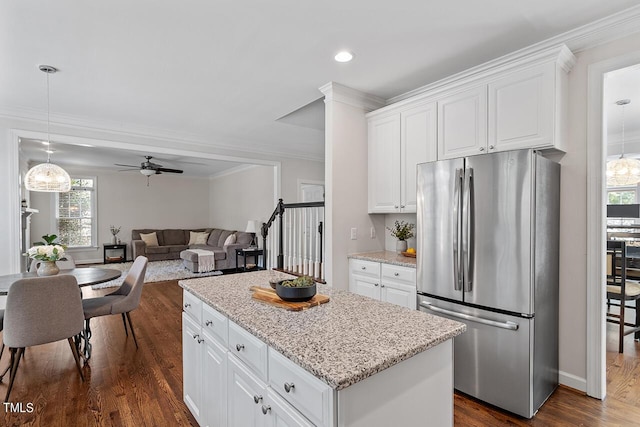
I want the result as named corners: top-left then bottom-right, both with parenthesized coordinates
top-left (348, 250), bottom-right (417, 268)
top-left (179, 270), bottom-right (465, 391)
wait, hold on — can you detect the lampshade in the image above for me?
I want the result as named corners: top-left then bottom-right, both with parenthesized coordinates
top-left (245, 220), bottom-right (258, 233)
top-left (140, 169), bottom-right (155, 176)
top-left (25, 162), bottom-right (71, 192)
top-left (606, 157), bottom-right (640, 186)
top-left (25, 65), bottom-right (71, 193)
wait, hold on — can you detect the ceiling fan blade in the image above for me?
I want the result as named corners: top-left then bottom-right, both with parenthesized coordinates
top-left (118, 169), bottom-right (141, 172)
top-left (156, 167), bottom-right (183, 174)
top-left (114, 163), bottom-right (140, 168)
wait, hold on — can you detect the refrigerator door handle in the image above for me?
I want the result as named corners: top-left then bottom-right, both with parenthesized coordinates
top-left (419, 302), bottom-right (519, 331)
top-left (462, 167), bottom-right (475, 293)
top-left (453, 168), bottom-right (463, 291)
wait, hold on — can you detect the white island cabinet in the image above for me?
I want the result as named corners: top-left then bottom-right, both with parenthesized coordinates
top-left (180, 270), bottom-right (465, 427)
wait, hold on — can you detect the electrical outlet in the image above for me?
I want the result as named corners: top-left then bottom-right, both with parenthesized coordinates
top-left (370, 227), bottom-right (376, 239)
top-left (350, 228), bottom-right (357, 240)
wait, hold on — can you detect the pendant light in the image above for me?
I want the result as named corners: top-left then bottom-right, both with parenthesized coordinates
top-left (607, 99), bottom-right (640, 187)
top-left (24, 65), bottom-right (71, 192)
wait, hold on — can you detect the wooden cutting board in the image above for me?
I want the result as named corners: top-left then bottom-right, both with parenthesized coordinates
top-left (250, 286), bottom-right (330, 311)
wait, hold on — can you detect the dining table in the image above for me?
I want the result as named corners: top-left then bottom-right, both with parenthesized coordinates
top-left (0, 267), bottom-right (122, 360)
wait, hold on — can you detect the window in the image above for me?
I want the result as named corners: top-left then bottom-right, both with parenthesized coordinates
top-left (56, 177), bottom-right (96, 248)
top-left (608, 188), bottom-right (636, 205)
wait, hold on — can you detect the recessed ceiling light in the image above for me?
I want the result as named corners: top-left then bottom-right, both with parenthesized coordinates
top-left (44, 149), bottom-right (55, 154)
top-left (41, 141), bottom-right (50, 145)
top-left (334, 51), bottom-right (354, 63)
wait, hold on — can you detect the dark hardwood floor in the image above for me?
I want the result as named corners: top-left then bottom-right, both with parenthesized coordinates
top-left (0, 280), bottom-right (638, 426)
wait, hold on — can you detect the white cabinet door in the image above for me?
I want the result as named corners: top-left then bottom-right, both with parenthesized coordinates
top-left (488, 63), bottom-right (554, 152)
top-left (438, 86), bottom-right (487, 159)
top-left (228, 354), bottom-right (268, 427)
top-left (202, 331), bottom-right (227, 427)
top-left (368, 114), bottom-right (401, 213)
top-left (182, 312), bottom-right (202, 424)
top-left (265, 389), bottom-right (315, 427)
top-left (400, 102), bottom-right (437, 213)
top-left (381, 280), bottom-right (417, 309)
top-left (350, 274), bottom-right (381, 301)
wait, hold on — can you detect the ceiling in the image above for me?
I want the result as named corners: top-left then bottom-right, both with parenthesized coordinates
top-left (605, 65), bottom-right (640, 145)
top-left (2, 1), bottom-right (639, 165)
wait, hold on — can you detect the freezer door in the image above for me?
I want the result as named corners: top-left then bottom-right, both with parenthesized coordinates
top-left (418, 296), bottom-right (536, 418)
top-left (463, 150), bottom-right (534, 314)
top-left (417, 158), bottom-right (464, 300)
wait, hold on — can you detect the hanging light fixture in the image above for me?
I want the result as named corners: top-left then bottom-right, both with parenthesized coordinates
top-left (24, 65), bottom-right (71, 192)
top-left (607, 99), bottom-right (640, 187)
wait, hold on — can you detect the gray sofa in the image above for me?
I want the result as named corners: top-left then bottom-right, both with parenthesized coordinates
top-left (131, 228), bottom-right (253, 269)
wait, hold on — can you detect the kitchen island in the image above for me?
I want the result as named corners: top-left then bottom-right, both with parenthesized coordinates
top-left (180, 270), bottom-right (465, 427)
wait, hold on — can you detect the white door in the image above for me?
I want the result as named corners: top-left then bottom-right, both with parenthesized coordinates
top-left (202, 332), bottom-right (227, 427)
top-left (401, 102), bottom-right (437, 212)
top-left (182, 313), bottom-right (202, 423)
top-left (368, 114), bottom-right (401, 213)
top-left (228, 354), bottom-right (267, 427)
top-left (299, 183), bottom-right (324, 202)
top-left (438, 86), bottom-right (488, 159)
top-left (381, 280), bottom-right (417, 309)
top-left (349, 274), bottom-right (381, 300)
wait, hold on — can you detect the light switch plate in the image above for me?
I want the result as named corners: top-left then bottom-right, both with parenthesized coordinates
top-left (350, 228), bottom-right (357, 240)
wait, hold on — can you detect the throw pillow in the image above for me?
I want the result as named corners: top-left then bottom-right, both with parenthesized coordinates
top-left (140, 232), bottom-right (159, 247)
top-left (223, 233), bottom-right (237, 246)
top-left (188, 231), bottom-right (210, 245)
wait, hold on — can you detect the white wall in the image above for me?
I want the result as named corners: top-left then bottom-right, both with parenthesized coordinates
top-left (29, 166), bottom-right (211, 263)
top-left (209, 165), bottom-right (276, 232)
top-left (280, 158), bottom-right (325, 202)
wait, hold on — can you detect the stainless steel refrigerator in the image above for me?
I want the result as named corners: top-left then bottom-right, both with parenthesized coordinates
top-left (416, 149), bottom-right (559, 419)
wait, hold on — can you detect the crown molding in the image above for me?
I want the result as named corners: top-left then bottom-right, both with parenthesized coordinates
top-left (209, 164), bottom-right (265, 180)
top-left (0, 106), bottom-right (325, 163)
top-left (319, 82), bottom-right (386, 112)
top-left (386, 5), bottom-right (640, 105)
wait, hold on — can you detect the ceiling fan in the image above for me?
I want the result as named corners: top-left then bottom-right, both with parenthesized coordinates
top-left (115, 156), bottom-right (183, 185)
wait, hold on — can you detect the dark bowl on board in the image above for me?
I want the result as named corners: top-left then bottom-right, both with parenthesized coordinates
top-left (275, 280), bottom-right (317, 302)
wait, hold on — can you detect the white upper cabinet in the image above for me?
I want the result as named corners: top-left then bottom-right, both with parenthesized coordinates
top-left (401, 102), bottom-right (437, 212)
top-left (487, 62), bottom-right (555, 152)
top-left (368, 114), bottom-right (400, 213)
top-left (437, 86), bottom-right (488, 159)
top-left (368, 102), bottom-right (436, 214)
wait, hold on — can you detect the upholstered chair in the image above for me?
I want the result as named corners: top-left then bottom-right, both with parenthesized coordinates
top-left (2, 275), bottom-right (85, 402)
top-left (81, 256), bottom-right (148, 350)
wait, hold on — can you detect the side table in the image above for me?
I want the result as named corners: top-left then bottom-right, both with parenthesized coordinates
top-left (104, 244), bottom-right (127, 264)
top-left (235, 248), bottom-right (264, 272)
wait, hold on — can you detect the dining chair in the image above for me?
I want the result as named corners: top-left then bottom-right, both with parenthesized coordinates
top-left (1, 275), bottom-right (84, 402)
top-left (606, 240), bottom-right (640, 353)
top-left (28, 254), bottom-right (76, 272)
top-left (81, 256), bottom-right (148, 351)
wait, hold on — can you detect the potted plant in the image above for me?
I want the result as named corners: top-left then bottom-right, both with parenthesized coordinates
top-left (386, 220), bottom-right (415, 253)
top-left (27, 234), bottom-right (67, 276)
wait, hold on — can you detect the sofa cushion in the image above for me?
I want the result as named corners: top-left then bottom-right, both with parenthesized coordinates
top-left (224, 233), bottom-right (237, 246)
top-left (163, 229), bottom-right (186, 246)
top-left (207, 229), bottom-right (223, 246)
top-left (146, 246), bottom-right (169, 254)
top-left (168, 244), bottom-right (189, 253)
top-left (133, 229), bottom-right (158, 242)
top-left (188, 231), bottom-right (210, 245)
top-left (184, 246), bottom-right (227, 260)
top-left (218, 230), bottom-right (234, 247)
top-left (140, 232), bottom-right (159, 247)
top-left (235, 231), bottom-right (253, 245)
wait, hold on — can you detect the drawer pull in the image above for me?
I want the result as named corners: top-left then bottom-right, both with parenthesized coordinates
top-left (381, 284), bottom-right (385, 288)
top-left (361, 266), bottom-right (366, 270)
top-left (205, 320), bottom-right (213, 326)
top-left (374, 283), bottom-right (379, 287)
top-left (479, 147), bottom-right (485, 152)
top-left (184, 303), bottom-right (191, 308)
top-left (236, 344), bottom-right (245, 352)
top-left (192, 333), bottom-right (199, 340)
top-left (261, 405), bottom-right (271, 415)
top-left (253, 395), bottom-right (263, 404)
top-left (197, 337), bottom-right (204, 344)
top-left (284, 382), bottom-right (295, 393)
top-left (394, 272), bottom-right (399, 276)
top-left (489, 145), bottom-right (495, 150)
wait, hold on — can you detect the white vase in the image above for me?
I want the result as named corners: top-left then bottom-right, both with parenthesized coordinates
top-left (111, 235), bottom-right (118, 244)
top-left (396, 240), bottom-right (407, 254)
top-left (37, 261), bottom-right (59, 276)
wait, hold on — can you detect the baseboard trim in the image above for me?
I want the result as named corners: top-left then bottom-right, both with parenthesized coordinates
top-left (559, 371), bottom-right (587, 393)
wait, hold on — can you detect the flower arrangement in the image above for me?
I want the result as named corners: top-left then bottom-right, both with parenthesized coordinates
top-left (386, 220), bottom-right (415, 241)
top-left (110, 225), bottom-right (121, 237)
top-left (27, 234), bottom-right (67, 262)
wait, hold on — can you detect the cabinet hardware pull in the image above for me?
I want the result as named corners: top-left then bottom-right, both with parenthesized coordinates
top-left (401, 205), bottom-right (405, 208)
top-left (284, 382), bottom-right (295, 393)
top-left (374, 283), bottom-right (379, 287)
top-left (184, 303), bottom-right (191, 308)
top-left (236, 344), bottom-right (245, 351)
top-left (261, 405), bottom-right (271, 415)
top-left (253, 395), bottom-right (263, 404)
top-left (197, 337), bottom-right (204, 344)
top-left (489, 145), bottom-right (494, 149)
top-left (394, 272), bottom-right (399, 276)
top-left (361, 266), bottom-right (366, 270)
top-left (381, 284), bottom-right (385, 288)
top-left (394, 205), bottom-right (399, 208)
top-left (479, 147), bottom-right (485, 151)
top-left (205, 320), bottom-right (212, 326)
top-left (192, 333), bottom-right (199, 340)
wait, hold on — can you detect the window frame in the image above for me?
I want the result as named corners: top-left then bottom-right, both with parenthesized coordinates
top-left (54, 176), bottom-right (98, 249)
